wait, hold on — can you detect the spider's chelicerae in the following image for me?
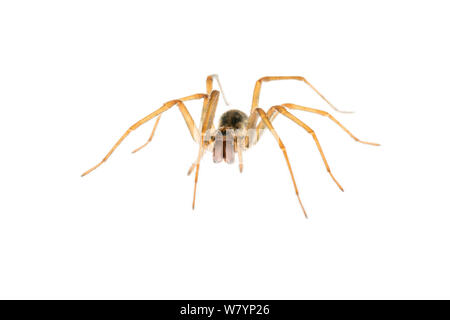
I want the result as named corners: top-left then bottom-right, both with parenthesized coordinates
top-left (82, 75), bottom-right (379, 217)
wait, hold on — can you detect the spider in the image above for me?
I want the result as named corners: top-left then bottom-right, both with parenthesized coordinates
top-left (81, 75), bottom-right (379, 217)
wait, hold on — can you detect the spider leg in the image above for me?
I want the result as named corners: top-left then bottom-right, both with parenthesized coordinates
top-left (131, 114), bottom-right (162, 153)
top-left (268, 106), bottom-right (344, 192)
top-left (206, 74), bottom-right (230, 106)
top-left (132, 93), bottom-right (209, 153)
top-left (192, 90), bottom-right (220, 209)
top-left (198, 74), bottom-right (228, 132)
top-left (81, 93), bottom-right (208, 177)
top-left (252, 106), bottom-right (279, 143)
top-left (133, 74), bottom-right (227, 153)
top-left (251, 76), bottom-right (353, 114)
top-left (187, 146), bottom-right (207, 176)
top-left (236, 140), bottom-right (244, 173)
top-left (187, 74), bottom-right (229, 176)
top-left (192, 146), bottom-right (204, 209)
top-left (281, 104), bottom-right (380, 146)
top-left (254, 103), bottom-right (380, 146)
top-left (250, 108), bottom-right (308, 218)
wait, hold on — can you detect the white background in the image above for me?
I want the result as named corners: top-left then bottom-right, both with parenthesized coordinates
top-left (0, 1), bottom-right (449, 299)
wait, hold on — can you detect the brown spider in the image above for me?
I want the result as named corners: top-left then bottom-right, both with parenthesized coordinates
top-left (81, 75), bottom-right (379, 217)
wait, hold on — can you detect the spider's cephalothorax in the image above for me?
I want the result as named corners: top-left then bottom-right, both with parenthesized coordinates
top-left (212, 109), bottom-right (248, 164)
top-left (82, 74), bottom-right (379, 217)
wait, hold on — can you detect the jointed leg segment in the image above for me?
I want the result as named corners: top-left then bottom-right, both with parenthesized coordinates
top-left (281, 104), bottom-right (380, 146)
top-left (206, 74), bottom-right (230, 106)
top-left (81, 93), bottom-right (208, 177)
top-left (132, 115), bottom-right (162, 153)
top-left (248, 102), bottom-right (379, 209)
top-left (254, 103), bottom-right (380, 146)
top-left (251, 108), bottom-right (308, 217)
top-left (133, 74), bottom-right (230, 154)
top-left (269, 106), bottom-right (344, 191)
top-left (251, 76), bottom-right (353, 114)
top-left (192, 90), bottom-right (221, 209)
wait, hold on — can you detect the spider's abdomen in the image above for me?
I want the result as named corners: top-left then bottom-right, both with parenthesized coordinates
top-left (218, 109), bottom-right (248, 130)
